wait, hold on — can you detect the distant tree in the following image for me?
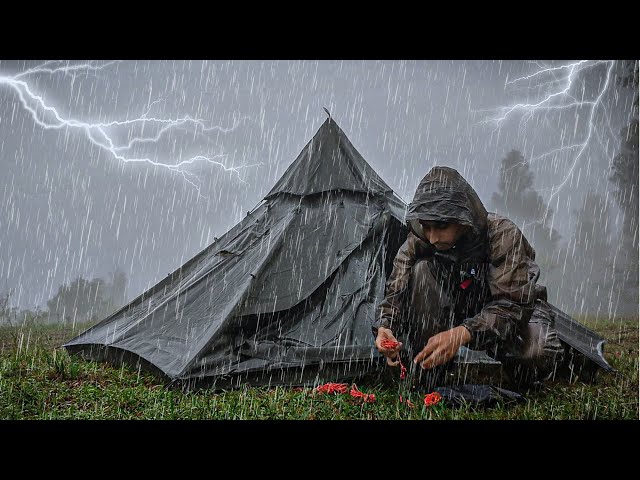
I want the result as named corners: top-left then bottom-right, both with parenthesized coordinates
top-left (609, 60), bottom-right (639, 316)
top-left (490, 150), bottom-right (562, 280)
top-left (0, 290), bottom-right (12, 326)
top-left (106, 268), bottom-right (128, 311)
top-left (0, 290), bottom-right (20, 347)
top-left (45, 270), bottom-right (129, 325)
top-left (14, 307), bottom-right (49, 327)
top-left (46, 276), bottom-right (108, 325)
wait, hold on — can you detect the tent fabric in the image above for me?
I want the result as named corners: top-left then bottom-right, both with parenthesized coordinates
top-left (265, 117), bottom-right (394, 199)
top-left (434, 384), bottom-right (526, 408)
top-left (64, 117), bottom-right (407, 388)
top-left (549, 304), bottom-right (616, 373)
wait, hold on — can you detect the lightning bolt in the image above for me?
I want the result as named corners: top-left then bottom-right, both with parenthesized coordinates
top-left (0, 60), bottom-right (260, 200)
top-left (478, 59), bottom-right (619, 223)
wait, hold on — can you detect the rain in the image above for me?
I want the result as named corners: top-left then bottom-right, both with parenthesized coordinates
top-left (0, 60), bottom-right (637, 419)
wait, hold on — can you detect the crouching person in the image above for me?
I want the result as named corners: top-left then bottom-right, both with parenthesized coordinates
top-left (373, 166), bottom-right (564, 390)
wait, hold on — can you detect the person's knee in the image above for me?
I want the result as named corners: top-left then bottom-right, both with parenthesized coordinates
top-left (508, 321), bottom-right (564, 383)
top-left (520, 322), bottom-right (546, 361)
top-left (521, 322), bottom-right (564, 364)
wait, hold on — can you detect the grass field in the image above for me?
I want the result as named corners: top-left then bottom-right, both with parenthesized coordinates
top-left (0, 318), bottom-right (637, 420)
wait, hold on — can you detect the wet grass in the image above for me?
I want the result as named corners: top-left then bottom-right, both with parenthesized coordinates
top-left (0, 318), bottom-right (637, 420)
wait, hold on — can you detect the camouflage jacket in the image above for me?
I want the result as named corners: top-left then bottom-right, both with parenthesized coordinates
top-left (374, 166), bottom-right (544, 352)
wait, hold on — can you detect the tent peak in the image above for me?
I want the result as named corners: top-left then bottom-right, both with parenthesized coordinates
top-left (265, 116), bottom-right (394, 199)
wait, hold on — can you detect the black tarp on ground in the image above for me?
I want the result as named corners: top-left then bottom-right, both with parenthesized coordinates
top-left (64, 116), bottom-right (614, 390)
top-left (64, 117), bottom-right (407, 389)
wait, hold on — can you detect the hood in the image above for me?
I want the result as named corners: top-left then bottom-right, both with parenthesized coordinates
top-left (406, 166), bottom-right (489, 261)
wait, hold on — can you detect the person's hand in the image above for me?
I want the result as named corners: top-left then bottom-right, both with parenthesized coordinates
top-left (413, 325), bottom-right (471, 370)
top-left (375, 327), bottom-right (403, 367)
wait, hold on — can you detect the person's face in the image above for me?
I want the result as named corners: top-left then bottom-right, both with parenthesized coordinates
top-left (419, 221), bottom-right (468, 251)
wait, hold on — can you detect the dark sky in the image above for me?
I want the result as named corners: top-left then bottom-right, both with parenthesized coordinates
top-left (0, 60), bottom-right (635, 309)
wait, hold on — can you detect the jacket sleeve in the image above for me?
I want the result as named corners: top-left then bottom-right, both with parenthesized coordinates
top-left (372, 233), bottom-right (418, 335)
top-left (462, 218), bottom-right (539, 352)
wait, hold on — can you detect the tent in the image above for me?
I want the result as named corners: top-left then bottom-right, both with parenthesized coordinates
top-left (64, 115), bottom-right (614, 390)
top-left (64, 116), bottom-right (407, 389)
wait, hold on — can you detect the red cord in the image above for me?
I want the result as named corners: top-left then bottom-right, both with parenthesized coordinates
top-left (315, 383), bottom-right (440, 409)
top-left (315, 383), bottom-right (376, 403)
top-left (350, 385), bottom-right (376, 403)
top-left (380, 340), bottom-right (442, 409)
top-left (315, 383), bottom-right (348, 394)
top-left (380, 339), bottom-right (407, 379)
top-left (317, 338), bottom-right (442, 409)
top-left (424, 392), bottom-right (442, 407)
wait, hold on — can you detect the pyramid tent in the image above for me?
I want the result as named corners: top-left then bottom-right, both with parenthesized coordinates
top-left (64, 116), bottom-right (408, 390)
